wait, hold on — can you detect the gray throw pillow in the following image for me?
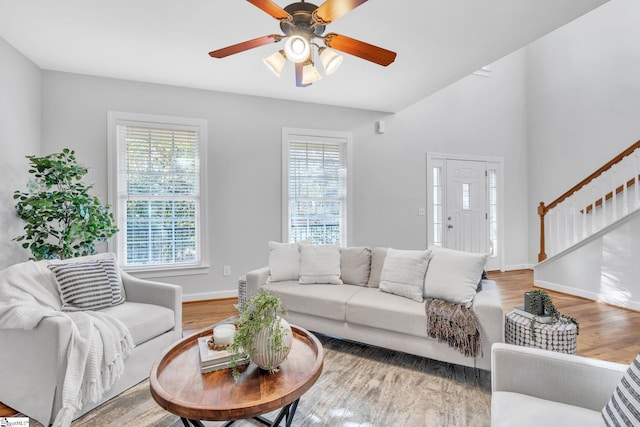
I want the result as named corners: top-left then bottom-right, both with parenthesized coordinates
top-left (340, 247), bottom-right (372, 286)
top-left (366, 247), bottom-right (388, 288)
top-left (48, 262), bottom-right (114, 311)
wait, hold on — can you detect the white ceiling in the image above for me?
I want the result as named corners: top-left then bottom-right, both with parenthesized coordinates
top-left (0, 0), bottom-right (609, 113)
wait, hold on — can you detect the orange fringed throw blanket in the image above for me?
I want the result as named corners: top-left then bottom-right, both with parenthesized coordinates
top-left (425, 298), bottom-right (482, 358)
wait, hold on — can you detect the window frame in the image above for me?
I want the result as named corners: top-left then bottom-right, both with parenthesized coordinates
top-left (107, 111), bottom-right (209, 278)
top-left (282, 127), bottom-right (353, 246)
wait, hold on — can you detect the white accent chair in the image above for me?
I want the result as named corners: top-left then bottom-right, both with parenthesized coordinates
top-left (491, 343), bottom-right (627, 427)
top-left (0, 264), bottom-right (182, 426)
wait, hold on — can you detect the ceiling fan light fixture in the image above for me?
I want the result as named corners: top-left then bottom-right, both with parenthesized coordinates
top-left (319, 47), bottom-right (343, 75)
top-left (263, 50), bottom-right (287, 77)
top-left (301, 60), bottom-right (322, 85)
top-left (284, 34), bottom-right (311, 63)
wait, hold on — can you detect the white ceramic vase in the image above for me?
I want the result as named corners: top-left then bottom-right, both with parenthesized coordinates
top-left (250, 316), bottom-right (293, 372)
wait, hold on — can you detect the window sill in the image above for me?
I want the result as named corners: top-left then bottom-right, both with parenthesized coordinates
top-left (123, 264), bottom-right (210, 279)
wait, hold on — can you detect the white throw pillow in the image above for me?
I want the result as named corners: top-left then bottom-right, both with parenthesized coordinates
top-left (299, 244), bottom-right (343, 285)
top-left (366, 247), bottom-right (388, 288)
top-left (379, 248), bottom-right (431, 302)
top-left (423, 246), bottom-right (488, 308)
top-left (267, 241), bottom-right (307, 282)
top-left (340, 247), bottom-right (372, 286)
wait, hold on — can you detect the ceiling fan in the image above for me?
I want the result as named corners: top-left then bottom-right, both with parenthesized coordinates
top-left (208, 0), bottom-right (397, 87)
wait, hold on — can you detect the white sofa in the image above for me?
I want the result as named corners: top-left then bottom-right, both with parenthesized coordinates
top-left (0, 254), bottom-right (182, 426)
top-left (245, 244), bottom-right (504, 371)
top-left (491, 343), bottom-right (629, 427)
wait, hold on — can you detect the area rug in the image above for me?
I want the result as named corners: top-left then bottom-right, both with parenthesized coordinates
top-left (29, 334), bottom-right (491, 426)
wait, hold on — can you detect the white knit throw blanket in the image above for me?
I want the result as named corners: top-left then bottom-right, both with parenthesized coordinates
top-left (0, 260), bottom-right (134, 427)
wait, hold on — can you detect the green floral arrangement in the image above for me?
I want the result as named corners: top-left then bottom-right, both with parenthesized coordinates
top-left (229, 290), bottom-right (290, 381)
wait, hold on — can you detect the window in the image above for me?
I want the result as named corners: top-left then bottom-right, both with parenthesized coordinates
top-left (488, 169), bottom-right (498, 257)
top-left (432, 166), bottom-right (443, 247)
top-left (282, 128), bottom-right (351, 246)
top-left (108, 112), bottom-right (207, 272)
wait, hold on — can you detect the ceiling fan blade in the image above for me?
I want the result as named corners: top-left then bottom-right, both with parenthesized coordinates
top-left (209, 35), bottom-right (282, 58)
top-left (324, 33), bottom-right (396, 66)
top-left (295, 62), bottom-right (311, 87)
top-left (246, 0), bottom-right (291, 20)
top-left (314, 0), bottom-right (368, 23)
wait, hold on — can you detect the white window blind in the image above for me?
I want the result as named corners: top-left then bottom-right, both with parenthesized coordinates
top-left (111, 115), bottom-right (204, 269)
top-left (284, 129), bottom-right (350, 245)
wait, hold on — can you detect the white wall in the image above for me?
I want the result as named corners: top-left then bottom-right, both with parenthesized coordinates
top-left (0, 37), bottom-right (42, 269)
top-left (526, 0), bottom-right (640, 263)
top-left (535, 210), bottom-right (640, 311)
top-left (356, 50), bottom-right (530, 269)
top-left (35, 49), bottom-right (529, 299)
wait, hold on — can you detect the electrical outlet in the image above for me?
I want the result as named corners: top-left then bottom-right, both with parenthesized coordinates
top-left (223, 265), bottom-right (231, 277)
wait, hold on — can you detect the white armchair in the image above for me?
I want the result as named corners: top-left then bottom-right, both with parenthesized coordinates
top-left (0, 258), bottom-right (182, 426)
top-left (491, 343), bottom-right (627, 427)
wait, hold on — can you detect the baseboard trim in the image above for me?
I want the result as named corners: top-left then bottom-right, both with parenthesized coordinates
top-left (502, 264), bottom-right (535, 272)
top-left (535, 279), bottom-right (640, 311)
top-left (182, 289), bottom-right (238, 302)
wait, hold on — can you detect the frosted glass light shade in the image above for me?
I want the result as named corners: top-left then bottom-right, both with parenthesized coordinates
top-left (301, 61), bottom-right (322, 85)
top-left (263, 50), bottom-right (286, 77)
top-left (284, 34), bottom-right (310, 63)
top-left (319, 47), bottom-right (343, 75)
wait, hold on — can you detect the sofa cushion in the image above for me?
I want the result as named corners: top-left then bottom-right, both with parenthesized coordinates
top-left (267, 241), bottom-right (302, 282)
top-left (340, 247), bottom-right (371, 286)
top-left (366, 247), bottom-right (387, 288)
top-left (99, 301), bottom-right (175, 346)
top-left (48, 262), bottom-right (115, 312)
top-left (424, 246), bottom-right (488, 308)
top-left (602, 353), bottom-right (640, 427)
top-left (263, 281), bottom-right (362, 321)
top-left (299, 244), bottom-right (342, 285)
top-left (345, 287), bottom-right (429, 338)
top-left (379, 248), bottom-right (431, 303)
top-left (492, 391), bottom-right (604, 427)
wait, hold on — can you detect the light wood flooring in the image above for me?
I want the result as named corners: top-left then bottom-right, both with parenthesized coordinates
top-left (2, 269), bottom-right (639, 417)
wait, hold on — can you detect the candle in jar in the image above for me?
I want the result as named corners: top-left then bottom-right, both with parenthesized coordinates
top-left (213, 324), bottom-right (235, 346)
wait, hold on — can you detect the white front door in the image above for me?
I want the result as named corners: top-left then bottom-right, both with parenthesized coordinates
top-left (444, 159), bottom-right (488, 253)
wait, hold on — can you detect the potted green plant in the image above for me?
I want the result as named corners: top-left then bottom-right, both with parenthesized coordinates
top-left (229, 289), bottom-right (292, 381)
top-left (525, 289), bottom-right (579, 340)
top-left (13, 148), bottom-right (118, 260)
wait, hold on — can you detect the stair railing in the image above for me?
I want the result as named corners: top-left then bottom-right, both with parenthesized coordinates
top-left (538, 140), bottom-right (640, 262)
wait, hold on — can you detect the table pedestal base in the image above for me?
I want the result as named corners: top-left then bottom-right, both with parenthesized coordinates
top-left (181, 398), bottom-right (300, 427)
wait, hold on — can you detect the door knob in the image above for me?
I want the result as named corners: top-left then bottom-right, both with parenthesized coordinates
top-left (447, 224), bottom-right (454, 229)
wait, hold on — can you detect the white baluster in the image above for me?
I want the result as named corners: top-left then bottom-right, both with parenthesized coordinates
top-left (591, 180), bottom-right (598, 235)
top-left (601, 172), bottom-right (608, 229)
top-left (611, 164), bottom-right (618, 222)
top-left (635, 150), bottom-right (640, 210)
top-left (572, 195), bottom-right (578, 246)
top-left (622, 155), bottom-right (629, 216)
top-left (554, 205), bottom-right (562, 254)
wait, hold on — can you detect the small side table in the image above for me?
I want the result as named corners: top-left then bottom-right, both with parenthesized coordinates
top-left (505, 311), bottom-right (578, 354)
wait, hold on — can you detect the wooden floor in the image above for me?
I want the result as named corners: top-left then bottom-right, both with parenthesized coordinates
top-left (2, 269), bottom-right (639, 417)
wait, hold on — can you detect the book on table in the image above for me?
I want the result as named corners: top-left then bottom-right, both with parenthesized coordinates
top-left (513, 305), bottom-right (553, 323)
top-left (198, 336), bottom-right (249, 373)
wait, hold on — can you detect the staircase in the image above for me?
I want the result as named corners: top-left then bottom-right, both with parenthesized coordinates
top-left (534, 140), bottom-right (640, 311)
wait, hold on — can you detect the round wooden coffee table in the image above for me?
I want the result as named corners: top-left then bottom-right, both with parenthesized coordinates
top-left (150, 324), bottom-right (323, 426)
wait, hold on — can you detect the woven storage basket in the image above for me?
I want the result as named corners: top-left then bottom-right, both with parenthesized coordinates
top-left (505, 311), bottom-right (577, 354)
